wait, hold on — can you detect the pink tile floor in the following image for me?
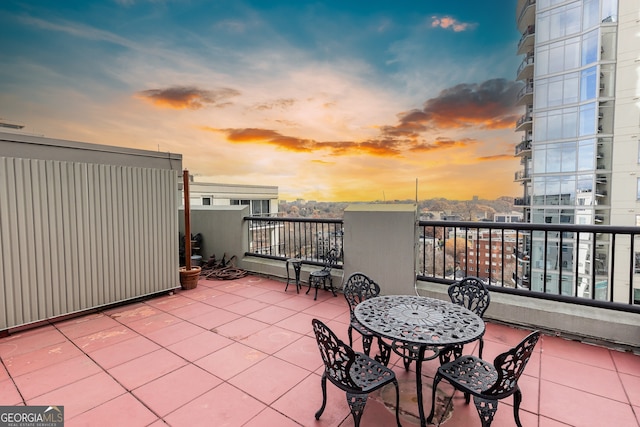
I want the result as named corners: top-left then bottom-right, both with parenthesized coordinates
top-left (0, 274), bottom-right (638, 426)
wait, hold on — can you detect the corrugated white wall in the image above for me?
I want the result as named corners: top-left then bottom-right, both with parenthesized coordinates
top-left (0, 156), bottom-right (179, 330)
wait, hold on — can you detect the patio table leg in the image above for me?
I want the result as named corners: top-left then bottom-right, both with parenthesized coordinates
top-left (416, 345), bottom-right (427, 427)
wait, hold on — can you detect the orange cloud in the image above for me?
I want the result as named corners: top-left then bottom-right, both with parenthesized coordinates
top-left (430, 16), bottom-right (476, 32)
top-left (202, 127), bottom-right (403, 156)
top-left (136, 86), bottom-right (240, 110)
top-left (409, 137), bottom-right (478, 152)
top-left (477, 154), bottom-right (514, 161)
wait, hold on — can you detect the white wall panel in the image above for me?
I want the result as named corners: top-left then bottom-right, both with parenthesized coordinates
top-left (0, 157), bottom-right (179, 330)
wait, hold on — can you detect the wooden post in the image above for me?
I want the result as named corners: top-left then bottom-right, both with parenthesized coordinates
top-left (183, 169), bottom-right (191, 270)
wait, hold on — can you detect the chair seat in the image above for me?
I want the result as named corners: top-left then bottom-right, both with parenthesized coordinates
top-left (310, 270), bottom-right (330, 278)
top-left (439, 355), bottom-right (499, 396)
top-left (350, 353), bottom-right (396, 393)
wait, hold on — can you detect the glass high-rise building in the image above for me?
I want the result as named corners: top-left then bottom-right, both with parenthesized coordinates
top-left (514, 0), bottom-right (638, 302)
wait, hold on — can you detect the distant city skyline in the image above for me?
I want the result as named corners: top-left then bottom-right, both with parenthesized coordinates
top-left (1, 0), bottom-right (523, 202)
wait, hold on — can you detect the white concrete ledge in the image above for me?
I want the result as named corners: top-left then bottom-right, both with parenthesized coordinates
top-left (416, 280), bottom-right (640, 350)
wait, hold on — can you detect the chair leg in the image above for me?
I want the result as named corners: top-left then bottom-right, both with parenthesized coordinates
top-left (326, 277), bottom-right (337, 297)
top-left (438, 344), bottom-right (463, 365)
top-left (347, 325), bottom-right (354, 348)
top-left (314, 373), bottom-right (328, 420)
top-left (473, 396), bottom-right (498, 427)
top-left (513, 387), bottom-right (523, 427)
top-left (346, 392), bottom-right (367, 427)
top-left (362, 335), bottom-right (373, 356)
top-left (392, 379), bottom-right (403, 427)
top-left (375, 337), bottom-right (392, 366)
top-left (478, 337), bottom-right (484, 359)
top-left (426, 373), bottom-right (442, 424)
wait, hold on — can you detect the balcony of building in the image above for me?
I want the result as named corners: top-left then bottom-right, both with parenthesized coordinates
top-left (516, 79), bottom-right (534, 106)
top-left (515, 169), bottom-right (531, 182)
top-left (517, 0), bottom-right (536, 33)
top-left (516, 53), bottom-right (534, 82)
top-left (515, 112), bottom-right (533, 132)
top-left (515, 137), bottom-right (532, 157)
top-left (517, 24), bottom-right (535, 56)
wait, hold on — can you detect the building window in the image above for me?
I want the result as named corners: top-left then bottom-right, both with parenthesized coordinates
top-left (232, 199), bottom-right (271, 216)
top-left (202, 197), bottom-right (211, 205)
top-left (635, 252), bottom-right (640, 274)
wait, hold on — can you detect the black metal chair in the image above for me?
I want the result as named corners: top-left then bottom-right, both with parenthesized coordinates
top-left (307, 248), bottom-right (339, 300)
top-left (439, 276), bottom-right (491, 364)
top-left (343, 273), bottom-right (391, 362)
top-left (427, 330), bottom-right (541, 427)
top-left (311, 319), bottom-right (402, 427)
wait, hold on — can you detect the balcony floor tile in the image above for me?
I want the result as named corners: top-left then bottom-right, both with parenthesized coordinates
top-left (0, 274), bottom-right (638, 427)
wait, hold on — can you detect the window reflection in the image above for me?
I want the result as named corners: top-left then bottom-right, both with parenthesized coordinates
top-left (579, 103), bottom-right (596, 136)
top-left (580, 66), bottom-right (597, 100)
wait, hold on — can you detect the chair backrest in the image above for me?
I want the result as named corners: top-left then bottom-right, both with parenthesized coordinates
top-left (448, 276), bottom-right (491, 318)
top-left (343, 273), bottom-right (381, 315)
top-left (312, 319), bottom-right (360, 391)
top-left (320, 248), bottom-right (339, 271)
top-left (484, 330), bottom-right (540, 397)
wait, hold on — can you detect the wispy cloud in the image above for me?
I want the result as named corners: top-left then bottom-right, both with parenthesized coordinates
top-left (17, 15), bottom-right (136, 49)
top-left (430, 15), bottom-right (476, 32)
top-left (136, 86), bottom-right (240, 110)
top-left (252, 98), bottom-right (296, 111)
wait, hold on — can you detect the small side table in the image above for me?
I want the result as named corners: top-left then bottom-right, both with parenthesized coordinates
top-left (285, 258), bottom-right (303, 293)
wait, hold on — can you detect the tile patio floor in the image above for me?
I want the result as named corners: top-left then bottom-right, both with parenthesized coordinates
top-left (0, 274), bottom-right (638, 427)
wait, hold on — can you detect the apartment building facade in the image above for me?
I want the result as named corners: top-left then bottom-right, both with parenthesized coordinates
top-left (514, 0), bottom-right (639, 302)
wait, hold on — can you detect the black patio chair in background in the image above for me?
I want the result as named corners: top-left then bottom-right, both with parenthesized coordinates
top-left (307, 248), bottom-right (339, 300)
top-left (438, 276), bottom-right (491, 364)
top-left (343, 272), bottom-right (391, 363)
top-left (399, 276), bottom-right (492, 370)
top-left (311, 319), bottom-right (402, 427)
top-left (427, 330), bottom-right (541, 427)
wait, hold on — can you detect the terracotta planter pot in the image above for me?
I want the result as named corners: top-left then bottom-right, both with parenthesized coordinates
top-left (179, 266), bottom-right (201, 290)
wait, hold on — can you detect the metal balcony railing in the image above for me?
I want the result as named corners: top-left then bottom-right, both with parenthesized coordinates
top-left (515, 139), bottom-right (532, 156)
top-left (245, 216), bottom-right (344, 267)
top-left (517, 25), bottom-right (535, 52)
top-left (513, 197), bottom-right (530, 206)
top-left (416, 220), bottom-right (640, 314)
top-left (245, 216), bottom-right (638, 314)
top-left (517, 54), bottom-right (534, 79)
top-left (516, 82), bottom-right (534, 101)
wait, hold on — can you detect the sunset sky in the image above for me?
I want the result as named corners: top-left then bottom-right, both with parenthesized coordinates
top-left (0, 0), bottom-right (524, 202)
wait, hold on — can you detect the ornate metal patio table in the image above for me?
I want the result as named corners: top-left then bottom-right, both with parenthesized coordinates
top-left (354, 295), bottom-right (485, 427)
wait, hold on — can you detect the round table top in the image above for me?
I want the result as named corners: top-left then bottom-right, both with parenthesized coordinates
top-left (354, 295), bottom-right (485, 347)
top-left (286, 258), bottom-right (302, 263)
